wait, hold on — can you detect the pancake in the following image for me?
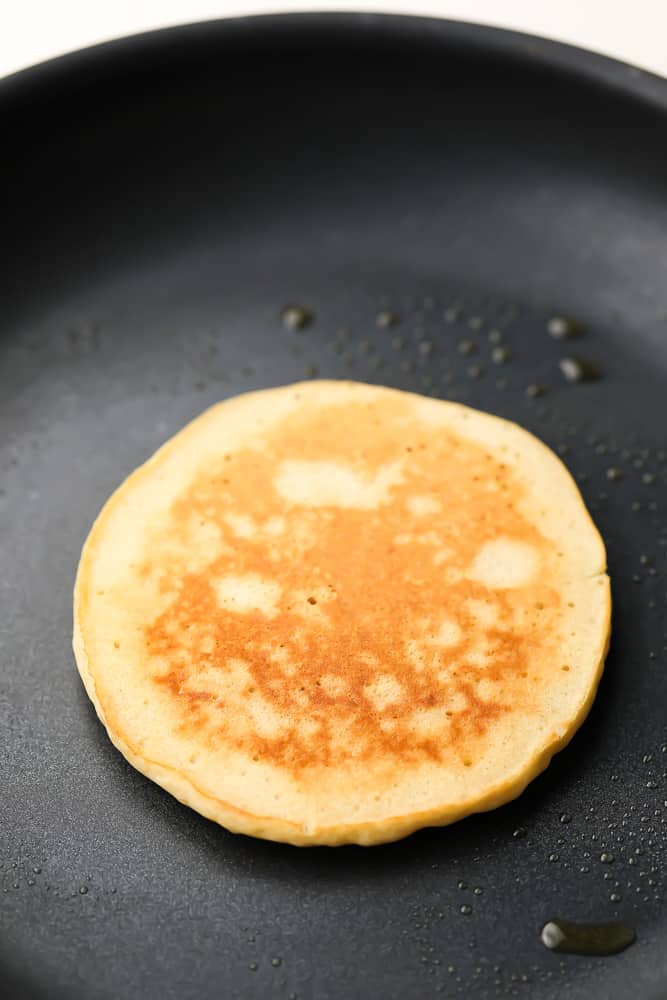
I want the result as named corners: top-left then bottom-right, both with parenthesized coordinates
top-left (73, 380), bottom-right (610, 846)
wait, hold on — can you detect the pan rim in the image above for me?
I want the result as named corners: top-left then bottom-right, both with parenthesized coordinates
top-left (0, 11), bottom-right (666, 111)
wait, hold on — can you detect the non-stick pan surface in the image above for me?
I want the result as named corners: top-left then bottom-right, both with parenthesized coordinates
top-left (1, 13), bottom-right (666, 1000)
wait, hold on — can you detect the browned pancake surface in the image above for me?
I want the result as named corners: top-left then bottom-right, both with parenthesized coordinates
top-left (145, 396), bottom-right (559, 773)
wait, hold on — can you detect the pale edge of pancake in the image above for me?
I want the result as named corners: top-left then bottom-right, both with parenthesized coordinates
top-left (73, 380), bottom-right (611, 847)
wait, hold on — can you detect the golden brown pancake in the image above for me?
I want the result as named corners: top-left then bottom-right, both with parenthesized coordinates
top-left (73, 381), bottom-right (610, 845)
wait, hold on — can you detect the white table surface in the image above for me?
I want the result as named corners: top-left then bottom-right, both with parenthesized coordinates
top-left (2, 0), bottom-right (667, 81)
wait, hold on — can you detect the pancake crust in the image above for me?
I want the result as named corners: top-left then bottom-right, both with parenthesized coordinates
top-left (73, 381), bottom-right (610, 845)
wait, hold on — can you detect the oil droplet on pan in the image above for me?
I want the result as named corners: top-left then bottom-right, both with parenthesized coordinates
top-left (281, 305), bottom-right (313, 331)
top-left (376, 309), bottom-right (398, 328)
top-left (458, 339), bottom-right (477, 355)
top-left (547, 316), bottom-right (586, 339)
top-left (541, 919), bottom-right (635, 956)
top-left (606, 467), bottom-right (624, 481)
top-left (491, 346), bottom-right (511, 364)
top-left (558, 357), bottom-right (600, 383)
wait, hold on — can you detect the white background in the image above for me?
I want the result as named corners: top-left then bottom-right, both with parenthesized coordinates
top-left (2, 0), bottom-right (667, 80)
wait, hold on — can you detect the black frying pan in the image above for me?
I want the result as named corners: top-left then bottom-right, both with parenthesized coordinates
top-left (1, 13), bottom-right (666, 1000)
